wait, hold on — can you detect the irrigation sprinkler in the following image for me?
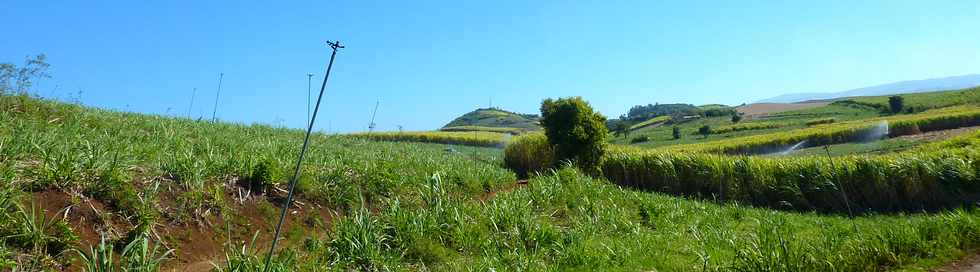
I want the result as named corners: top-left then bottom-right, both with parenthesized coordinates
top-left (368, 99), bottom-right (379, 133)
top-left (211, 73), bottom-right (224, 123)
top-left (264, 40), bottom-right (344, 272)
top-left (824, 145), bottom-right (858, 230)
top-left (187, 87), bottom-right (197, 118)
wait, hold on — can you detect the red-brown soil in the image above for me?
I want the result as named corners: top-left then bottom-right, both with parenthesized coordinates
top-left (29, 177), bottom-right (335, 271)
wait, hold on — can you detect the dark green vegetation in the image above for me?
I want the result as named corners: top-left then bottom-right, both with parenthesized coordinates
top-left (540, 97), bottom-right (608, 174)
top-left (624, 103), bottom-right (736, 122)
top-left (890, 96), bottom-right (905, 114)
top-left (442, 107), bottom-right (539, 132)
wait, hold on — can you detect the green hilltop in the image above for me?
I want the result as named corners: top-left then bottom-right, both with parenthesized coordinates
top-left (441, 107), bottom-right (540, 132)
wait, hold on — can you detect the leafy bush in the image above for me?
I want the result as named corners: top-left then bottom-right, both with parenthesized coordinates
top-left (630, 136), bottom-right (650, 144)
top-left (504, 133), bottom-right (555, 178)
top-left (247, 158), bottom-right (284, 192)
top-left (672, 127), bottom-right (682, 140)
top-left (805, 118), bottom-right (835, 126)
top-left (626, 103), bottom-right (699, 120)
top-left (698, 125), bottom-right (711, 138)
top-left (731, 113), bottom-right (743, 123)
top-left (539, 97), bottom-right (607, 174)
top-left (890, 96), bottom-right (905, 114)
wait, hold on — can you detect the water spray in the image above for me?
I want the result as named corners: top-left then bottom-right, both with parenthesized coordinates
top-left (264, 40), bottom-right (344, 272)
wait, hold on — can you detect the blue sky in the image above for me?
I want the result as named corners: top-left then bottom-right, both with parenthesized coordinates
top-left (3, 1), bottom-right (979, 132)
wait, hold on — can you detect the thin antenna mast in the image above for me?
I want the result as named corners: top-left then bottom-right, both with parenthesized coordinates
top-left (187, 87), bottom-right (197, 118)
top-left (211, 73), bottom-right (224, 122)
top-left (368, 100), bottom-right (379, 133)
top-left (307, 73), bottom-right (314, 125)
top-left (264, 40), bottom-right (344, 272)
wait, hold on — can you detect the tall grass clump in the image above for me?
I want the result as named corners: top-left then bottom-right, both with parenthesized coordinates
top-left (350, 131), bottom-right (506, 147)
top-left (504, 133), bottom-right (554, 178)
top-left (602, 140), bottom-right (980, 213)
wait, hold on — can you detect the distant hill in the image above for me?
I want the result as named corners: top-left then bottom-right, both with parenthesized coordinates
top-left (759, 74), bottom-right (980, 103)
top-left (442, 108), bottom-right (540, 131)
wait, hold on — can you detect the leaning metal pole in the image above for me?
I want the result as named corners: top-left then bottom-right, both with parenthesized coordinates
top-left (824, 145), bottom-right (857, 232)
top-left (263, 41), bottom-right (344, 272)
top-left (211, 73), bottom-right (224, 122)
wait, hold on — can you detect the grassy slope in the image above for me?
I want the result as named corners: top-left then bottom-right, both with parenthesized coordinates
top-left (628, 115), bottom-right (671, 131)
top-left (3, 94), bottom-right (980, 271)
top-left (612, 104), bottom-right (880, 148)
top-left (443, 108), bottom-right (539, 131)
top-left (842, 87), bottom-right (980, 112)
top-left (0, 94), bottom-right (514, 269)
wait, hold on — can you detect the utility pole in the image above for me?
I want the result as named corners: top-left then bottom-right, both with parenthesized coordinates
top-left (368, 100), bottom-right (379, 133)
top-left (187, 87), bottom-right (197, 118)
top-left (264, 40), bottom-right (344, 272)
top-left (307, 73), bottom-right (314, 125)
top-left (211, 73), bottom-right (224, 123)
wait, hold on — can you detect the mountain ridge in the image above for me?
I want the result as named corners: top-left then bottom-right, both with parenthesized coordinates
top-left (758, 74), bottom-right (980, 103)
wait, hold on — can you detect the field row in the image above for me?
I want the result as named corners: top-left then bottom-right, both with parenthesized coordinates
top-left (349, 131), bottom-right (509, 147)
top-left (662, 106), bottom-right (980, 155)
top-left (439, 125), bottom-right (525, 133)
top-left (602, 131), bottom-right (980, 213)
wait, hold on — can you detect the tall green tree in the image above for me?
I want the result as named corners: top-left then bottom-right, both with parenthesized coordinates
top-left (614, 123), bottom-right (629, 139)
top-left (889, 96), bottom-right (904, 114)
top-left (540, 97), bottom-right (607, 174)
top-left (698, 125), bottom-right (711, 138)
